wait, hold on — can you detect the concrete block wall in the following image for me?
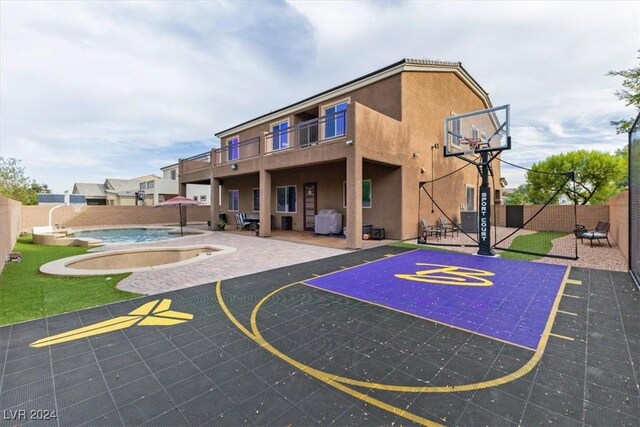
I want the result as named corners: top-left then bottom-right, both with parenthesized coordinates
top-left (494, 204), bottom-right (609, 232)
top-left (0, 196), bottom-right (22, 273)
top-left (21, 205), bottom-right (211, 232)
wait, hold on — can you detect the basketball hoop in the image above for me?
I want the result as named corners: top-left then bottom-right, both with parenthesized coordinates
top-left (460, 137), bottom-right (482, 156)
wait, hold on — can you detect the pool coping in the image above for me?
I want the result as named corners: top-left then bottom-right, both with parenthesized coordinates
top-left (39, 244), bottom-right (237, 276)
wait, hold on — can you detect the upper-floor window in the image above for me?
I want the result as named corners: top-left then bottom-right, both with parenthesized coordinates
top-left (272, 121), bottom-right (289, 151)
top-left (324, 101), bottom-right (347, 139)
top-left (170, 170), bottom-right (177, 180)
top-left (147, 181), bottom-right (154, 189)
top-left (139, 182), bottom-right (147, 190)
top-left (227, 136), bottom-right (239, 161)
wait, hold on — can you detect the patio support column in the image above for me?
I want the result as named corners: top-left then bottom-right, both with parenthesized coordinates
top-left (259, 169), bottom-right (271, 237)
top-left (210, 178), bottom-right (220, 230)
top-left (346, 149), bottom-right (362, 249)
top-left (179, 182), bottom-right (187, 197)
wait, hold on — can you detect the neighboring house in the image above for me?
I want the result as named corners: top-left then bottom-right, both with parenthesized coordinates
top-left (179, 58), bottom-right (503, 248)
top-left (162, 163), bottom-right (210, 205)
top-left (72, 168), bottom-right (182, 206)
top-left (72, 183), bottom-right (107, 205)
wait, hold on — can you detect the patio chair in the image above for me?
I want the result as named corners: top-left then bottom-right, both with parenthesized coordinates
top-left (439, 217), bottom-right (460, 238)
top-left (235, 213), bottom-right (251, 230)
top-left (420, 219), bottom-right (441, 241)
top-left (579, 221), bottom-right (611, 247)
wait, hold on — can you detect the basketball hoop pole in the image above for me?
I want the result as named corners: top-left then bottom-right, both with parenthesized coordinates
top-left (477, 151), bottom-right (495, 256)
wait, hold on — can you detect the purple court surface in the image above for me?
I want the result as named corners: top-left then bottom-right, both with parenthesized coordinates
top-left (305, 250), bottom-right (567, 350)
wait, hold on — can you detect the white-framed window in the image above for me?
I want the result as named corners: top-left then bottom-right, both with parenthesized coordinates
top-left (170, 170), bottom-right (177, 180)
top-left (139, 182), bottom-right (147, 190)
top-left (193, 196), bottom-right (198, 201)
top-left (466, 185), bottom-right (475, 211)
top-left (323, 99), bottom-right (348, 139)
top-left (228, 190), bottom-right (239, 211)
top-left (147, 181), bottom-right (154, 189)
top-left (200, 195), bottom-right (207, 202)
top-left (227, 136), bottom-right (239, 161)
top-left (276, 185), bottom-right (296, 213)
top-left (271, 120), bottom-right (289, 151)
top-left (252, 188), bottom-right (260, 212)
top-left (343, 179), bottom-right (372, 208)
top-left (450, 111), bottom-right (461, 147)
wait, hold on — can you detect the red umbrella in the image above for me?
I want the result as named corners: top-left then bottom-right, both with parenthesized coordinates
top-left (154, 196), bottom-right (200, 236)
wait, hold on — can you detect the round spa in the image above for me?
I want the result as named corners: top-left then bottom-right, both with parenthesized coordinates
top-left (39, 244), bottom-right (235, 276)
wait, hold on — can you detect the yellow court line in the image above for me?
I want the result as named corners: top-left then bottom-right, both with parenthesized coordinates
top-left (566, 279), bottom-right (582, 285)
top-left (563, 294), bottom-right (581, 299)
top-left (246, 265), bottom-right (572, 393)
top-left (363, 260), bottom-right (371, 263)
top-left (340, 266), bottom-right (348, 269)
top-left (216, 252), bottom-right (572, 424)
top-left (557, 310), bottom-right (577, 316)
top-left (215, 281), bottom-right (440, 427)
top-left (311, 274), bottom-right (320, 277)
top-left (550, 333), bottom-right (574, 342)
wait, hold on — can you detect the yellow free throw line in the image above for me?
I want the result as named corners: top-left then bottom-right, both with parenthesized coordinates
top-left (550, 333), bottom-right (574, 341)
top-left (566, 279), bottom-right (582, 285)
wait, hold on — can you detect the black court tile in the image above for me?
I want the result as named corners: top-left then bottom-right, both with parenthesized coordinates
top-left (57, 392), bottom-right (117, 427)
top-left (103, 361), bottom-right (151, 390)
top-left (57, 377), bottom-right (109, 409)
top-left (177, 388), bottom-right (233, 426)
top-left (139, 408), bottom-right (189, 427)
top-left (234, 386), bottom-right (296, 425)
top-left (165, 374), bottom-right (216, 406)
top-left (456, 403), bottom-right (514, 426)
top-left (218, 371), bottom-right (269, 405)
top-left (270, 371), bottom-right (323, 404)
top-left (519, 402), bottom-right (582, 427)
top-left (111, 374), bottom-right (163, 408)
top-left (119, 390), bottom-right (175, 426)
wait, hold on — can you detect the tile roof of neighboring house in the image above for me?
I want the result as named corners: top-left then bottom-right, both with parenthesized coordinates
top-left (72, 183), bottom-right (107, 198)
top-left (104, 175), bottom-right (160, 192)
top-left (215, 58), bottom-right (491, 138)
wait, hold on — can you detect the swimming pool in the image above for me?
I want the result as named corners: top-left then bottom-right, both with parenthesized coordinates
top-left (70, 228), bottom-right (178, 244)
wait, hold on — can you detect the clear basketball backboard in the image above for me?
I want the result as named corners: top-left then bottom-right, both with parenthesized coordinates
top-left (444, 105), bottom-right (510, 158)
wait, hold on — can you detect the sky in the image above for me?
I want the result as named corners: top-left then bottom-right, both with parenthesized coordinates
top-left (1, 0), bottom-right (638, 193)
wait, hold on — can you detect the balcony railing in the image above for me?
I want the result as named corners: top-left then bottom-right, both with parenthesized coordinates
top-left (214, 136), bottom-right (260, 165)
top-left (180, 151), bottom-right (211, 173)
top-left (265, 110), bottom-right (347, 154)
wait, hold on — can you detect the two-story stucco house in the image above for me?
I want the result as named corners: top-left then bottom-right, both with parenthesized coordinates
top-left (179, 58), bottom-right (502, 249)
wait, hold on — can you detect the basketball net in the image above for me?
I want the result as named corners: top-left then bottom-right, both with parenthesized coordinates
top-left (460, 137), bottom-right (482, 156)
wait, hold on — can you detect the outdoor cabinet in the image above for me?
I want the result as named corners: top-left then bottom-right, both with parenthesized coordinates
top-left (461, 211), bottom-right (478, 233)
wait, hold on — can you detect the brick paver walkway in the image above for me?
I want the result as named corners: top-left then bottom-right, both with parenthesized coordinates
top-left (94, 229), bottom-right (348, 295)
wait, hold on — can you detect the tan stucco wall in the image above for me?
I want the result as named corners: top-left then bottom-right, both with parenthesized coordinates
top-left (21, 205), bottom-right (211, 232)
top-left (608, 191), bottom-right (628, 262)
top-left (401, 71), bottom-right (498, 239)
top-left (0, 196), bottom-right (22, 273)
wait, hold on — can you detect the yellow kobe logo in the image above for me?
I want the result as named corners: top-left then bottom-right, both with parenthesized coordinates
top-left (395, 263), bottom-right (495, 287)
top-left (30, 299), bottom-right (193, 348)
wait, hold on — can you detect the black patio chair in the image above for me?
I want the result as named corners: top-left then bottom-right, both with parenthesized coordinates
top-left (439, 217), bottom-right (460, 238)
top-left (579, 221), bottom-right (611, 247)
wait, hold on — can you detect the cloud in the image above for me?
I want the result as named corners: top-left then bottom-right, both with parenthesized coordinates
top-left (1, 0), bottom-right (638, 192)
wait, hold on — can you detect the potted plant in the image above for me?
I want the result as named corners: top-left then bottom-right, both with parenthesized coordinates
top-left (218, 220), bottom-right (226, 231)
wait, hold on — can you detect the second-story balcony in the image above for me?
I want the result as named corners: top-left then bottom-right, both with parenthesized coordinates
top-left (180, 151), bottom-right (211, 174)
top-left (214, 110), bottom-right (347, 165)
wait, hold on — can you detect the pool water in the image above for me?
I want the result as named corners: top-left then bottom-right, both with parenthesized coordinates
top-left (70, 228), bottom-right (176, 243)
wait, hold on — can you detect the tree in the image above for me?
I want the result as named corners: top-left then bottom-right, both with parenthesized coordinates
top-left (503, 184), bottom-right (530, 205)
top-left (0, 157), bottom-right (50, 205)
top-left (524, 150), bottom-right (625, 205)
top-left (608, 52), bottom-right (640, 134)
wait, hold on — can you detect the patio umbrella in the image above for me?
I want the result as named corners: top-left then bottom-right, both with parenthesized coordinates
top-left (154, 196), bottom-right (200, 236)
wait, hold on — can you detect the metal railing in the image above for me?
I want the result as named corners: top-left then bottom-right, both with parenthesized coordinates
top-left (180, 151), bottom-right (211, 173)
top-left (265, 111), bottom-right (347, 154)
top-left (214, 137), bottom-right (260, 165)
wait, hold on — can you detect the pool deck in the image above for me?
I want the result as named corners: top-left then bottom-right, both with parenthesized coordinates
top-left (0, 246), bottom-right (638, 426)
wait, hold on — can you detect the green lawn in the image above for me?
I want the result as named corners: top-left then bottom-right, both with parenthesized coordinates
top-left (0, 236), bottom-right (139, 326)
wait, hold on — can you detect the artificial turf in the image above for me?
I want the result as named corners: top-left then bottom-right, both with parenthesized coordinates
top-left (499, 231), bottom-right (567, 260)
top-left (0, 236), bottom-right (138, 325)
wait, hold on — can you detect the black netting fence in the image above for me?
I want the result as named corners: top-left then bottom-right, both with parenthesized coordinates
top-left (418, 156), bottom-right (578, 260)
top-left (630, 114), bottom-right (640, 289)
